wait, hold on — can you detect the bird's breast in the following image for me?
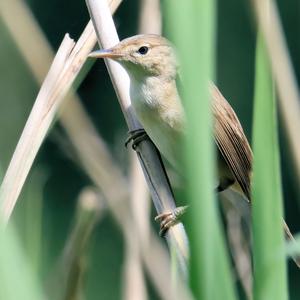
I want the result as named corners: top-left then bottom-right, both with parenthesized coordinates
top-left (129, 77), bottom-right (237, 192)
top-left (130, 77), bottom-right (184, 169)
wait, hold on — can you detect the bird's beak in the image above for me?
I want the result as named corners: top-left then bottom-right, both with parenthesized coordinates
top-left (88, 49), bottom-right (123, 59)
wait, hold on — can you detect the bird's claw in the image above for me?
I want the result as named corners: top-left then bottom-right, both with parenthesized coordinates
top-left (155, 211), bottom-right (177, 236)
top-left (155, 206), bottom-right (188, 236)
top-left (125, 129), bottom-right (149, 150)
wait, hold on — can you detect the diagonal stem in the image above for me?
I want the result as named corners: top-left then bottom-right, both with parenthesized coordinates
top-left (85, 0), bottom-right (189, 279)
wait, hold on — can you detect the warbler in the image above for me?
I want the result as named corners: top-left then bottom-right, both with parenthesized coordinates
top-left (89, 34), bottom-right (299, 267)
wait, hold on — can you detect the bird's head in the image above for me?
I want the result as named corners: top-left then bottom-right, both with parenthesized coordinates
top-left (89, 34), bottom-right (178, 80)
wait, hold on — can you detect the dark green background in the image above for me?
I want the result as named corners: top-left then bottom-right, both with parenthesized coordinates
top-left (0, 0), bottom-right (299, 299)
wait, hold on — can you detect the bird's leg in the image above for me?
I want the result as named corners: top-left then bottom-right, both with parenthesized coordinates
top-left (125, 128), bottom-right (149, 150)
top-left (155, 205), bottom-right (189, 236)
top-left (155, 177), bottom-right (234, 237)
top-left (216, 178), bottom-right (235, 193)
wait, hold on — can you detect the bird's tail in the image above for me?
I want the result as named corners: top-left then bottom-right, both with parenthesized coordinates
top-left (283, 220), bottom-right (300, 268)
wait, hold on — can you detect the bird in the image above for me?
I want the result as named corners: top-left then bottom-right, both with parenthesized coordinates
top-left (89, 34), bottom-right (299, 267)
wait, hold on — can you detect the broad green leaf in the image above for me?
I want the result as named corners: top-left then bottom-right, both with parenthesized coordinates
top-left (0, 225), bottom-right (45, 300)
top-left (252, 33), bottom-right (288, 300)
top-left (164, 1), bottom-right (237, 299)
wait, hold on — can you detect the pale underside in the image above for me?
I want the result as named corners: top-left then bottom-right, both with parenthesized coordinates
top-left (129, 74), bottom-right (252, 201)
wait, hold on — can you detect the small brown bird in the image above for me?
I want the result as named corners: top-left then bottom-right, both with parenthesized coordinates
top-left (89, 34), bottom-right (299, 266)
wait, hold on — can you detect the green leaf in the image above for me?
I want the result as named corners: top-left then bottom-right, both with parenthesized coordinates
top-left (0, 224), bottom-right (45, 300)
top-left (164, 1), bottom-right (237, 299)
top-left (252, 32), bottom-right (288, 300)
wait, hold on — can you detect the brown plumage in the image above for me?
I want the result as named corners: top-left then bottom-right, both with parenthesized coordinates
top-left (90, 34), bottom-right (299, 267)
top-left (211, 84), bottom-right (252, 200)
top-left (212, 85), bottom-right (300, 267)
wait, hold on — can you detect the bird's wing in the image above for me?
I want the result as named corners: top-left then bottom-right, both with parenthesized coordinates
top-left (211, 84), bottom-right (252, 200)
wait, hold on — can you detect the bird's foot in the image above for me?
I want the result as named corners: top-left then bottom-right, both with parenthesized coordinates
top-left (155, 206), bottom-right (188, 236)
top-left (125, 129), bottom-right (149, 150)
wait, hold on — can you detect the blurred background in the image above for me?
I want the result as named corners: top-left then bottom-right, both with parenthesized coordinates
top-left (0, 0), bottom-right (299, 299)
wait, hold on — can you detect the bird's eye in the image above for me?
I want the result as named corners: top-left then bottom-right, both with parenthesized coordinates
top-left (137, 46), bottom-right (149, 55)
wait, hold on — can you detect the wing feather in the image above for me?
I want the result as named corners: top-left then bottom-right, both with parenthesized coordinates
top-left (211, 84), bottom-right (252, 200)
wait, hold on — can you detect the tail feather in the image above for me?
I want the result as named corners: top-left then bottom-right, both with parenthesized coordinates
top-left (283, 220), bottom-right (300, 268)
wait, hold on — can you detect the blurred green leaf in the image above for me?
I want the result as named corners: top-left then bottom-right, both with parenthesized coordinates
top-left (0, 225), bottom-right (45, 300)
top-left (164, 1), bottom-right (237, 299)
top-left (252, 33), bottom-right (288, 300)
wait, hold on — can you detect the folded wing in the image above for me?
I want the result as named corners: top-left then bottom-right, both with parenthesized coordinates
top-left (211, 84), bottom-right (252, 200)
